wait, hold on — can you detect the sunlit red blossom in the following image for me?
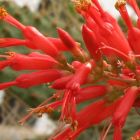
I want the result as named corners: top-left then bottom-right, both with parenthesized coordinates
top-left (0, 52), bottom-right (60, 70)
top-left (1, 0), bottom-right (140, 139)
top-left (0, 69), bottom-right (65, 89)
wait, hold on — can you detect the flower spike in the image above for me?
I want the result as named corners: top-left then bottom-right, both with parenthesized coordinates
top-left (1, 1), bottom-right (140, 140)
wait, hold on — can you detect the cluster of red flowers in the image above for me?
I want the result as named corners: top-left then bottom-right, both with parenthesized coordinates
top-left (0, 0), bottom-right (140, 139)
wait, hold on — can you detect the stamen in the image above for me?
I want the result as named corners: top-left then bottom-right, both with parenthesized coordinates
top-left (36, 107), bottom-right (54, 117)
top-left (19, 111), bottom-right (34, 125)
top-left (46, 107), bottom-right (54, 114)
top-left (0, 7), bottom-right (25, 30)
top-left (33, 106), bottom-right (54, 114)
top-left (92, 0), bottom-right (105, 15)
top-left (115, 0), bottom-right (134, 30)
top-left (5, 52), bottom-right (16, 57)
top-left (115, 0), bottom-right (126, 10)
top-left (71, 0), bottom-right (91, 11)
top-left (71, 120), bottom-right (78, 131)
top-left (0, 7), bottom-right (8, 19)
top-left (101, 122), bottom-right (112, 140)
top-left (127, 0), bottom-right (140, 17)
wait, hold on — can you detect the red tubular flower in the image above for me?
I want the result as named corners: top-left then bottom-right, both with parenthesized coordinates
top-left (80, 0), bottom-right (132, 55)
top-left (114, 126), bottom-right (122, 140)
top-left (52, 100), bottom-right (106, 140)
top-left (0, 38), bottom-right (37, 49)
top-left (52, 98), bottom-right (121, 140)
top-left (1, 0), bottom-right (140, 139)
top-left (85, 16), bottom-right (108, 46)
top-left (52, 97), bottom-right (119, 140)
top-left (113, 86), bottom-right (139, 140)
top-left (98, 45), bottom-right (130, 62)
top-left (51, 75), bottom-right (74, 89)
top-left (0, 60), bottom-right (11, 69)
top-left (108, 79), bottom-right (129, 87)
top-left (82, 24), bottom-right (100, 60)
top-left (47, 37), bottom-right (68, 51)
top-left (23, 26), bottom-right (59, 57)
top-left (116, 1), bottom-right (140, 54)
top-left (127, 0), bottom-right (140, 16)
top-left (66, 62), bottom-right (92, 90)
top-left (127, 0), bottom-right (140, 28)
top-left (57, 28), bottom-right (87, 61)
top-left (89, 8), bottom-right (132, 55)
top-left (51, 62), bottom-right (93, 90)
top-left (76, 85), bottom-right (107, 102)
top-left (0, 8), bottom-right (60, 57)
top-left (0, 52), bottom-right (59, 70)
top-left (92, 0), bottom-right (129, 39)
top-left (0, 69), bottom-right (64, 89)
top-left (61, 62), bottom-right (92, 120)
top-left (0, 8), bottom-right (25, 29)
top-left (71, 61), bottom-right (82, 69)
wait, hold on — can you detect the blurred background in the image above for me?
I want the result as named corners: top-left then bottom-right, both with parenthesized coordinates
top-left (0, 0), bottom-right (140, 140)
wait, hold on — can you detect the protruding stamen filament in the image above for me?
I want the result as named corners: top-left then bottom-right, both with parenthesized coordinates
top-left (115, 0), bottom-right (134, 31)
top-left (92, 0), bottom-right (105, 15)
top-left (0, 7), bottom-right (25, 30)
top-left (0, 7), bottom-right (7, 19)
top-left (101, 122), bottom-right (112, 140)
top-left (128, 0), bottom-right (140, 17)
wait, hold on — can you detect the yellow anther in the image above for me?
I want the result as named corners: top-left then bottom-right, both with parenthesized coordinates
top-left (71, 0), bottom-right (91, 11)
top-left (46, 107), bottom-right (54, 114)
top-left (0, 7), bottom-right (8, 19)
top-left (71, 120), bottom-right (78, 131)
top-left (115, 0), bottom-right (127, 10)
top-left (34, 106), bottom-right (54, 115)
top-left (6, 52), bottom-right (16, 57)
